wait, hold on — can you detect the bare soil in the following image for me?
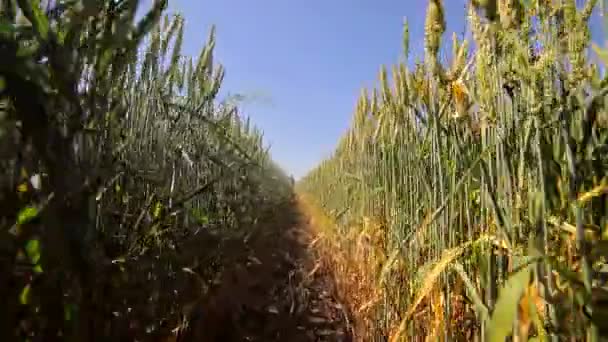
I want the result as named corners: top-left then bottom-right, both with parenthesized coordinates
top-left (173, 201), bottom-right (353, 342)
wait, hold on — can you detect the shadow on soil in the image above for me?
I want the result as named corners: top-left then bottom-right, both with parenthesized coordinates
top-left (173, 199), bottom-right (353, 342)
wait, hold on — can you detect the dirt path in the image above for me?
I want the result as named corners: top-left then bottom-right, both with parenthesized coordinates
top-left (174, 201), bottom-right (353, 342)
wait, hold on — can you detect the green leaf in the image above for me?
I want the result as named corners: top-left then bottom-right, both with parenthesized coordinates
top-left (33, 264), bottom-right (43, 274)
top-left (17, 206), bottom-right (39, 225)
top-left (25, 239), bottom-right (41, 264)
top-left (96, 48), bottom-right (114, 75)
top-left (199, 215), bottom-right (209, 224)
top-left (0, 22), bottom-right (15, 35)
top-left (487, 265), bottom-right (532, 342)
top-left (16, 40), bottom-right (40, 57)
top-left (15, 0), bottom-right (49, 41)
top-left (64, 303), bottom-right (75, 322)
top-left (20, 284), bottom-right (31, 305)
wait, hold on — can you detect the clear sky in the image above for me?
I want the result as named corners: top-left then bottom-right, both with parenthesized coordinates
top-left (165, 0), bottom-right (606, 179)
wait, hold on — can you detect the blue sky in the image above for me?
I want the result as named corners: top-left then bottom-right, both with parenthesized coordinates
top-left (165, 0), bottom-right (606, 179)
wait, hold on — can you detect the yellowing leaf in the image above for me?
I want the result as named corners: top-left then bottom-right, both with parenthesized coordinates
top-left (518, 283), bottom-right (543, 341)
top-left (577, 179), bottom-right (608, 205)
top-left (390, 235), bottom-right (494, 342)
